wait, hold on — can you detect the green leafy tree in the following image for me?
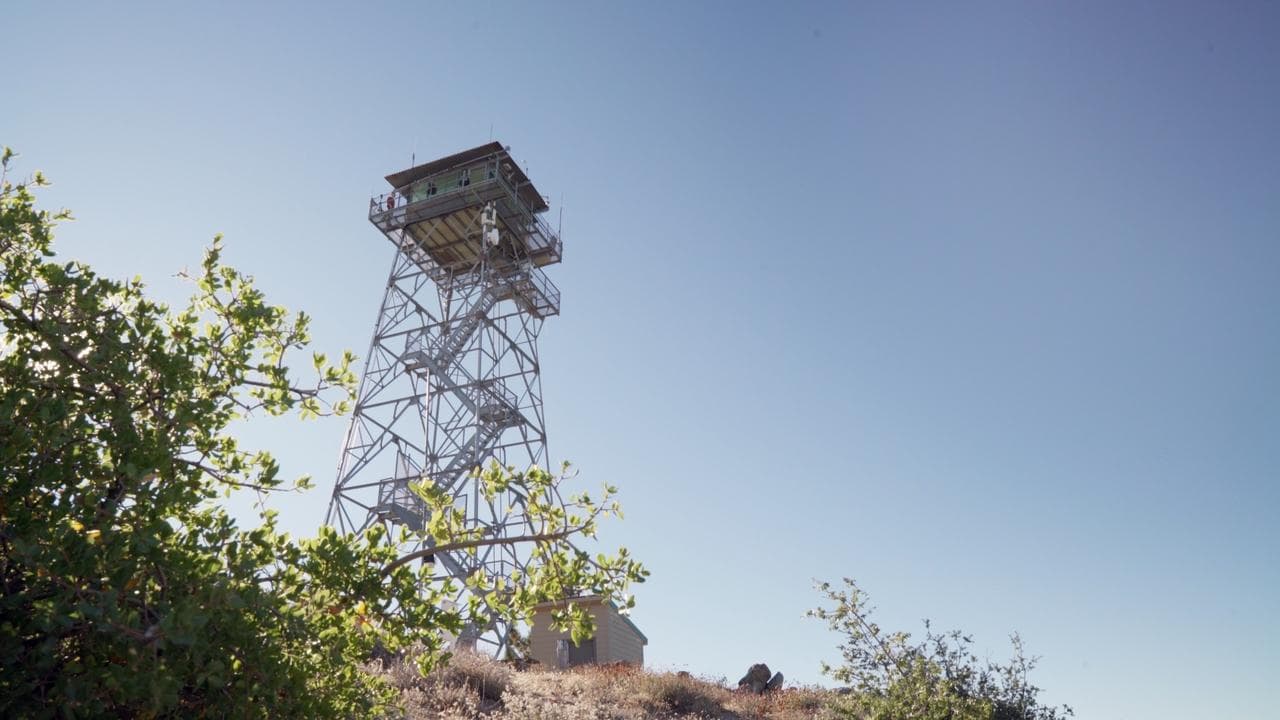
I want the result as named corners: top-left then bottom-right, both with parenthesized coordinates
top-left (0, 150), bottom-right (646, 718)
top-left (810, 578), bottom-right (1071, 720)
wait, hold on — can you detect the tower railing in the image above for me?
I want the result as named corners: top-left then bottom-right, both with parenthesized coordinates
top-left (509, 265), bottom-right (560, 318)
top-left (489, 166), bottom-right (563, 265)
top-left (377, 477), bottom-right (425, 529)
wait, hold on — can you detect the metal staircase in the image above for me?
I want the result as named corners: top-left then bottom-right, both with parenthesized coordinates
top-left (432, 284), bottom-right (505, 364)
top-left (402, 339), bottom-right (525, 488)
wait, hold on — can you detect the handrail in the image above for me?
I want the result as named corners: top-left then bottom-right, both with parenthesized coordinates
top-left (379, 476), bottom-right (422, 508)
top-left (519, 265), bottom-right (559, 311)
top-left (473, 379), bottom-right (518, 410)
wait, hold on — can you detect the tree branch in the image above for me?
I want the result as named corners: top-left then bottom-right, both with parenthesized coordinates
top-left (381, 527), bottom-right (581, 576)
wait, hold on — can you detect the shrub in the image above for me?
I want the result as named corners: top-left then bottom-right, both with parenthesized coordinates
top-left (638, 672), bottom-right (729, 717)
top-left (810, 578), bottom-right (1072, 720)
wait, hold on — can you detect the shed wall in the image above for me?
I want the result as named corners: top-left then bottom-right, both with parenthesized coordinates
top-left (603, 608), bottom-right (645, 666)
top-left (529, 602), bottom-right (644, 668)
top-left (529, 603), bottom-right (610, 668)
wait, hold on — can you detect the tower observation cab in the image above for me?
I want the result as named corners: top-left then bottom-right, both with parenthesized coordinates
top-left (327, 142), bottom-right (564, 653)
top-left (371, 143), bottom-right (562, 316)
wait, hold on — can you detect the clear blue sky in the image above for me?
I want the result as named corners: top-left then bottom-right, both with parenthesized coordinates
top-left (7, 2), bottom-right (1279, 717)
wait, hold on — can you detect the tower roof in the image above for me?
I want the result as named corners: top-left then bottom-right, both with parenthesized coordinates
top-left (384, 141), bottom-right (549, 213)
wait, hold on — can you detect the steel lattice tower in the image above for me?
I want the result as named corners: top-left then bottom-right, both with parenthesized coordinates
top-left (326, 143), bottom-right (562, 653)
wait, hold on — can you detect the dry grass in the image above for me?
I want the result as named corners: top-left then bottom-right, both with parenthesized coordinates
top-left (379, 650), bottom-right (513, 719)
top-left (376, 653), bottom-right (841, 720)
top-left (634, 671), bottom-right (731, 717)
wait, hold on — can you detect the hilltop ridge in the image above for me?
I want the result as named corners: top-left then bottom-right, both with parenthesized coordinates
top-left (380, 651), bottom-right (830, 720)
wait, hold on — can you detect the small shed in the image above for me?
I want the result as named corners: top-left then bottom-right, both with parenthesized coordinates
top-left (529, 596), bottom-right (647, 669)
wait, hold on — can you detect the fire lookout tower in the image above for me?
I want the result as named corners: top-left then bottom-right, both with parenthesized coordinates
top-left (326, 142), bottom-right (562, 651)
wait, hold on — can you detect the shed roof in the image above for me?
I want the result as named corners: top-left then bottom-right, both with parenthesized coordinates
top-left (383, 141), bottom-right (548, 213)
